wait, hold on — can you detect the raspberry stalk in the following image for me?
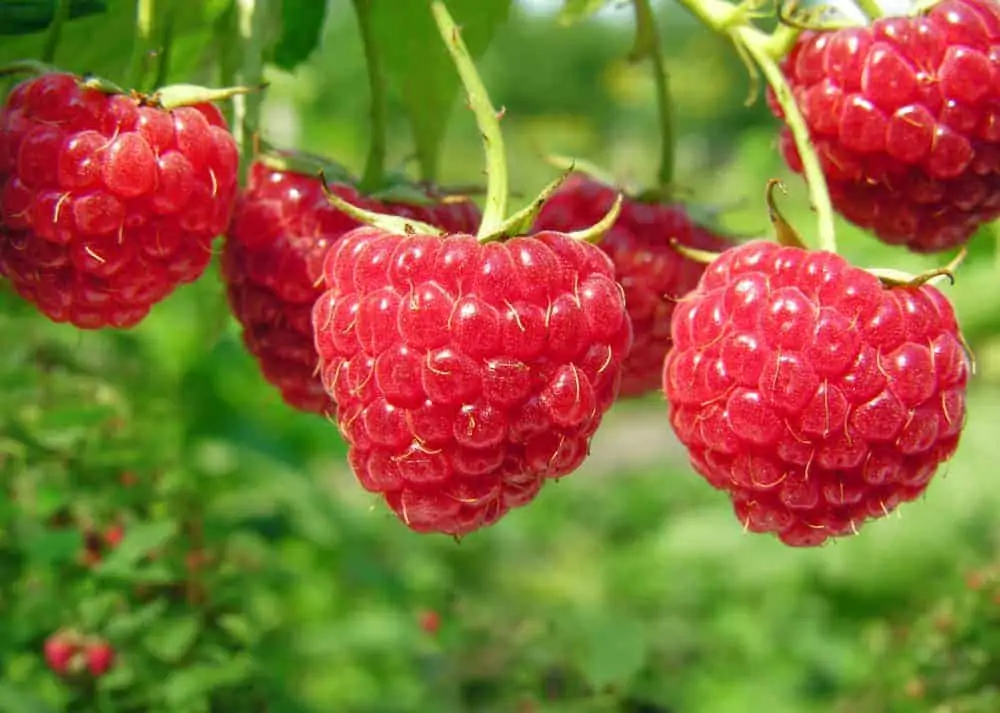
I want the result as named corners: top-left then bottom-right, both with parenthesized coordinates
top-left (430, 1), bottom-right (509, 236)
top-left (675, 0), bottom-right (838, 253)
top-left (232, 0), bottom-right (270, 184)
top-left (631, 0), bottom-right (674, 192)
top-left (41, 0), bottom-right (71, 63)
top-left (353, 0), bottom-right (389, 194)
top-left (126, 0), bottom-right (156, 90)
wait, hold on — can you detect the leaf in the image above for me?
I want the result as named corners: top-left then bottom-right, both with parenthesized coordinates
top-left (271, 0), bottom-right (328, 71)
top-left (0, 684), bottom-right (58, 713)
top-left (105, 600), bottom-right (170, 638)
top-left (370, 0), bottom-right (512, 182)
top-left (144, 615), bottom-right (202, 663)
top-left (95, 521), bottom-right (176, 572)
top-left (573, 612), bottom-right (649, 690)
top-left (0, 0), bottom-right (108, 36)
top-left (161, 657), bottom-right (255, 705)
top-left (557, 0), bottom-right (610, 25)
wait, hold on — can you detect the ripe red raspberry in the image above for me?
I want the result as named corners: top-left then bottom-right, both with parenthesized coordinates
top-left (0, 72), bottom-right (239, 328)
top-left (769, 0), bottom-right (1000, 252)
top-left (84, 641), bottom-right (114, 676)
top-left (533, 174), bottom-right (730, 396)
top-left (663, 240), bottom-right (970, 546)
top-left (222, 161), bottom-right (481, 414)
top-left (312, 226), bottom-right (632, 535)
top-left (43, 632), bottom-right (77, 674)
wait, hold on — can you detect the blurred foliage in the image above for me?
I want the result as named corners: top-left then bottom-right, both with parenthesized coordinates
top-left (2, 1), bottom-right (1000, 712)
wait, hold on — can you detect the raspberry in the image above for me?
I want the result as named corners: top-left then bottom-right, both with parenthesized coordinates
top-left (312, 227), bottom-right (632, 535)
top-left (43, 632), bottom-right (77, 674)
top-left (533, 174), bottom-right (730, 396)
top-left (85, 641), bottom-right (114, 676)
top-left (0, 72), bottom-right (239, 328)
top-left (769, 0), bottom-right (1000, 252)
top-left (222, 161), bottom-right (481, 414)
top-left (663, 240), bottom-right (970, 546)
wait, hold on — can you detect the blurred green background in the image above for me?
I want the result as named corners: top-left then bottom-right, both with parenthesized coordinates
top-left (3, 1), bottom-right (1000, 712)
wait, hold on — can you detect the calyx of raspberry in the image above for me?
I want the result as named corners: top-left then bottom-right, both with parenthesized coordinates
top-left (675, 179), bottom-right (968, 289)
top-left (317, 1), bottom-right (623, 245)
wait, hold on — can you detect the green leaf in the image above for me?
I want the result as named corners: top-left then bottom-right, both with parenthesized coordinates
top-left (104, 599), bottom-right (170, 638)
top-left (557, 0), bottom-right (609, 25)
top-left (0, 684), bottom-right (58, 713)
top-left (144, 615), bottom-right (202, 663)
top-left (573, 612), bottom-right (649, 690)
top-left (370, 0), bottom-right (512, 182)
top-left (271, 0), bottom-right (327, 71)
top-left (217, 614), bottom-right (258, 646)
top-left (161, 657), bottom-right (255, 705)
top-left (95, 521), bottom-right (176, 572)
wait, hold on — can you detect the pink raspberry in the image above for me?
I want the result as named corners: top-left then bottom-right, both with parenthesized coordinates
top-left (0, 72), bottom-right (238, 328)
top-left (312, 227), bottom-right (632, 535)
top-left (222, 160), bottom-right (481, 414)
top-left (534, 174), bottom-right (731, 396)
top-left (43, 632), bottom-right (78, 674)
top-left (85, 641), bottom-right (115, 676)
top-left (769, 0), bottom-right (1000, 252)
top-left (663, 240), bottom-right (970, 546)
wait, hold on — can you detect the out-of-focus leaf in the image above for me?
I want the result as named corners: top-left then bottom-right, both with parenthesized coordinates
top-left (573, 612), bottom-right (649, 690)
top-left (271, 0), bottom-right (327, 71)
top-left (96, 521), bottom-right (176, 571)
top-left (104, 599), bottom-right (170, 638)
top-left (557, 0), bottom-right (611, 25)
top-left (370, 0), bottom-right (512, 182)
top-left (144, 614), bottom-right (202, 662)
top-left (0, 684), bottom-right (58, 713)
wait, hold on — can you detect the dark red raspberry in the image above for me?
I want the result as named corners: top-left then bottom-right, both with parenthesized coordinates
top-left (663, 240), bottom-right (970, 546)
top-left (312, 226), bottom-right (632, 535)
top-left (43, 632), bottom-right (77, 674)
top-left (769, 0), bottom-right (1000, 252)
top-left (0, 72), bottom-right (239, 328)
top-left (533, 174), bottom-right (730, 397)
top-left (84, 641), bottom-right (114, 676)
top-left (222, 161), bottom-right (481, 414)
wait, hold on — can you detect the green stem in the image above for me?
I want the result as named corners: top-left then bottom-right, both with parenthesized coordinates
top-left (41, 0), bottom-right (71, 64)
top-left (674, 0), bottom-right (836, 252)
top-left (737, 25), bottom-right (836, 253)
top-left (854, 0), bottom-right (885, 20)
top-left (126, 0), bottom-right (155, 90)
top-left (152, 0), bottom-right (177, 89)
top-left (233, 0), bottom-right (269, 185)
top-left (431, 1), bottom-right (508, 238)
top-left (353, 0), bottom-right (388, 194)
top-left (632, 0), bottom-right (674, 190)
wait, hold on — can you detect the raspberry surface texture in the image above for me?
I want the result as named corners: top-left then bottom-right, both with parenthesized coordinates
top-left (534, 174), bottom-right (731, 396)
top-left (663, 240), bottom-right (969, 546)
top-left (769, 0), bottom-right (1000, 252)
top-left (223, 161), bottom-right (482, 414)
top-left (0, 72), bottom-right (239, 328)
top-left (312, 227), bottom-right (633, 535)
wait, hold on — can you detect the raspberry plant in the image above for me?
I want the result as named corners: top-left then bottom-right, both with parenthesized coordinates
top-left (2, 0), bottom-right (1000, 712)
